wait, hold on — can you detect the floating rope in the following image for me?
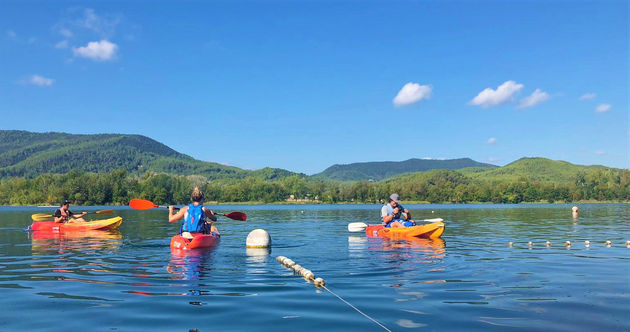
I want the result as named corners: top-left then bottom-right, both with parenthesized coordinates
top-left (320, 284), bottom-right (391, 332)
top-left (277, 256), bottom-right (391, 331)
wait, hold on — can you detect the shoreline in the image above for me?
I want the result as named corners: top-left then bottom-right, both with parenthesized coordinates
top-left (8, 200), bottom-right (630, 207)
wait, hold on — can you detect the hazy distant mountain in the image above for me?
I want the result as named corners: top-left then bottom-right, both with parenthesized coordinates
top-left (313, 158), bottom-right (498, 181)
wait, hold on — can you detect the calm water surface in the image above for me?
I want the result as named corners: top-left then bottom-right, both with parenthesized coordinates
top-left (0, 204), bottom-right (629, 331)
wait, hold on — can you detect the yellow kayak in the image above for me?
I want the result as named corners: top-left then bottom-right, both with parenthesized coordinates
top-left (29, 217), bottom-right (123, 231)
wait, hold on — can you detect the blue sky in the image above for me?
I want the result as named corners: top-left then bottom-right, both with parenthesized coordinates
top-left (1, 1), bottom-right (627, 174)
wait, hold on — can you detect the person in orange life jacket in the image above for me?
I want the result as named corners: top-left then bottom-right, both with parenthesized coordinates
top-left (168, 187), bottom-right (217, 239)
top-left (53, 200), bottom-right (87, 223)
top-left (381, 193), bottom-right (415, 228)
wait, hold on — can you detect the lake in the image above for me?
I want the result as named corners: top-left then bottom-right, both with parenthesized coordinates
top-left (0, 204), bottom-right (628, 331)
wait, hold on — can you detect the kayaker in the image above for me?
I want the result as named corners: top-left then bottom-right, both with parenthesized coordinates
top-left (168, 187), bottom-right (217, 239)
top-left (381, 193), bottom-right (415, 228)
top-left (53, 200), bottom-right (87, 223)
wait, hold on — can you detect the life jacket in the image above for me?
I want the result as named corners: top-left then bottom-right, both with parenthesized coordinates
top-left (384, 203), bottom-right (409, 227)
top-left (386, 203), bottom-right (405, 220)
top-left (181, 204), bottom-right (207, 233)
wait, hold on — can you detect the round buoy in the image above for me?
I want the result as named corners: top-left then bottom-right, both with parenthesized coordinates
top-left (314, 277), bottom-right (325, 286)
top-left (545, 241), bottom-right (551, 247)
top-left (508, 242), bottom-right (513, 247)
top-left (626, 240), bottom-right (630, 247)
top-left (292, 264), bottom-right (303, 272)
top-left (276, 256), bottom-right (286, 263)
top-left (528, 241), bottom-right (533, 246)
top-left (584, 240), bottom-right (590, 247)
top-left (605, 240), bottom-right (612, 247)
top-left (302, 270), bottom-right (315, 280)
top-left (565, 241), bottom-right (571, 246)
top-left (246, 229), bottom-right (271, 248)
top-left (284, 259), bottom-right (295, 268)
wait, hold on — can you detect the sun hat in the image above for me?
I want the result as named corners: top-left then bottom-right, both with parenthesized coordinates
top-left (389, 193), bottom-right (401, 203)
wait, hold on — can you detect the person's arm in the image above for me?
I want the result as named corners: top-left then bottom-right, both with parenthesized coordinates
top-left (169, 206), bottom-right (186, 223)
top-left (381, 206), bottom-right (395, 224)
top-left (53, 209), bottom-right (64, 223)
top-left (204, 208), bottom-right (217, 222)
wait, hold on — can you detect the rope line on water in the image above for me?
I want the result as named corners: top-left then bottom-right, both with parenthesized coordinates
top-left (321, 284), bottom-right (391, 332)
top-left (276, 256), bottom-right (391, 332)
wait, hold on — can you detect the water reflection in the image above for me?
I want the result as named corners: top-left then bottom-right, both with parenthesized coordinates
top-left (167, 248), bottom-right (215, 281)
top-left (30, 229), bottom-right (123, 253)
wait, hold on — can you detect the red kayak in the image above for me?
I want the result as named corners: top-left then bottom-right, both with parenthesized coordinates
top-left (170, 227), bottom-right (220, 250)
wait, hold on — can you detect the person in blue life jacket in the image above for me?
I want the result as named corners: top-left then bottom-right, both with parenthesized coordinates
top-left (381, 193), bottom-right (415, 228)
top-left (168, 187), bottom-right (217, 239)
top-left (54, 200), bottom-right (87, 223)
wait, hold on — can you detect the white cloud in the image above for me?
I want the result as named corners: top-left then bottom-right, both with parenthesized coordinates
top-left (487, 137), bottom-right (496, 144)
top-left (595, 151), bottom-right (606, 155)
top-left (517, 89), bottom-right (550, 109)
top-left (22, 75), bottom-right (55, 86)
top-left (595, 104), bottom-right (611, 113)
top-left (73, 40), bottom-right (118, 61)
top-left (469, 80), bottom-right (523, 108)
top-left (393, 82), bottom-right (432, 107)
top-left (7, 30), bottom-right (16, 38)
top-left (55, 40), bottom-right (68, 49)
top-left (579, 93), bottom-right (596, 100)
top-left (488, 157), bottom-right (500, 163)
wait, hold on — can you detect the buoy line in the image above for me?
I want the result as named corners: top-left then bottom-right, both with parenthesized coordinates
top-left (276, 256), bottom-right (391, 331)
top-left (320, 284), bottom-right (392, 332)
top-left (506, 240), bottom-right (629, 248)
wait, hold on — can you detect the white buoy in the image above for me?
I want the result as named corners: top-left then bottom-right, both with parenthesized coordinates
top-left (314, 277), bottom-right (325, 286)
top-left (302, 269), bottom-right (314, 280)
top-left (528, 241), bottom-right (533, 246)
top-left (246, 229), bottom-right (271, 248)
top-left (292, 264), bottom-right (303, 272)
top-left (508, 242), bottom-right (513, 247)
top-left (626, 240), bottom-right (630, 247)
top-left (605, 240), bottom-right (612, 247)
top-left (284, 259), bottom-right (295, 268)
top-left (276, 256), bottom-right (286, 263)
top-left (584, 240), bottom-right (590, 247)
top-left (565, 241), bottom-right (571, 246)
top-left (545, 241), bottom-right (551, 247)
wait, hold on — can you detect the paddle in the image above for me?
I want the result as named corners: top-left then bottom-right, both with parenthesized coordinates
top-left (31, 209), bottom-right (115, 221)
top-left (347, 218), bottom-right (444, 232)
top-left (129, 199), bottom-right (247, 221)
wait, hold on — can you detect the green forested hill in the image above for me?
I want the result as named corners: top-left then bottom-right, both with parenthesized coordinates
top-left (314, 157), bottom-right (497, 181)
top-left (460, 157), bottom-right (611, 183)
top-left (0, 130), bottom-right (256, 179)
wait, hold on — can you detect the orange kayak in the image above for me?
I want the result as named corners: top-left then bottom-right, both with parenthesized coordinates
top-left (170, 228), bottom-right (220, 250)
top-left (29, 217), bottom-right (123, 232)
top-left (366, 221), bottom-right (445, 239)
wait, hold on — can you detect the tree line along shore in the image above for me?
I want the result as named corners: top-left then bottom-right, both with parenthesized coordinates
top-left (1, 167), bottom-right (628, 206)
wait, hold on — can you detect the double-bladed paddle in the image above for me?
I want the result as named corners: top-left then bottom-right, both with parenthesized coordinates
top-left (129, 199), bottom-right (247, 221)
top-left (31, 209), bottom-right (115, 221)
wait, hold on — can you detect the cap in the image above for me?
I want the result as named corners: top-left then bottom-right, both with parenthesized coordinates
top-left (389, 193), bottom-right (401, 203)
top-left (62, 200), bottom-right (70, 205)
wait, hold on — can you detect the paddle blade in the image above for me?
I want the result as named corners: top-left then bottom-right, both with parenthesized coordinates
top-left (224, 212), bottom-right (247, 221)
top-left (348, 222), bottom-right (368, 232)
top-left (129, 199), bottom-right (158, 210)
top-left (96, 209), bottom-right (115, 215)
top-left (32, 214), bottom-right (53, 221)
